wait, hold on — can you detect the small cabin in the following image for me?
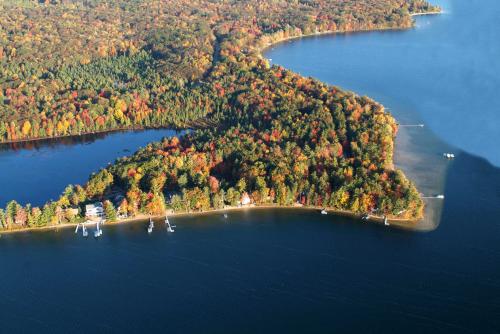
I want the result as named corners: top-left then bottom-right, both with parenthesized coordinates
top-left (85, 202), bottom-right (104, 218)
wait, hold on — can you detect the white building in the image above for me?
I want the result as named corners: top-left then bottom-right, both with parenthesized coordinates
top-left (85, 202), bottom-right (104, 218)
top-left (240, 193), bottom-right (251, 206)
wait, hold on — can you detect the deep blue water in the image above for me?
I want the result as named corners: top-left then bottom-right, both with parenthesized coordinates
top-left (1, 0), bottom-right (500, 333)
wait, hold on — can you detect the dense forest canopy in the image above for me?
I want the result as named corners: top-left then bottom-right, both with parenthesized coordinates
top-left (0, 0), bottom-right (439, 230)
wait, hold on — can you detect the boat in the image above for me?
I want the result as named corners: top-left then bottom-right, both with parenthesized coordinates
top-left (75, 224), bottom-right (80, 234)
top-left (223, 213), bottom-right (228, 219)
top-left (436, 194), bottom-right (445, 199)
top-left (82, 224), bottom-right (88, 237)
top-left (165, 215), bottom-right (175, 233)
top-left (321, 209), bottom-right (328, 215)
top-left (361, 214), bottom-right (369, 221)
top-left (443, 153), bottom-right (455, 159)
top-left (148, 217), bottom-right (154, 233)
top-left (384, 216), bottom-right (389, 226)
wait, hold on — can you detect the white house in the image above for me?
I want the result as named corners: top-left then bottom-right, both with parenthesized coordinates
top-left (240, 193), bottom-right (251, 206)
top-left (85, 202), bottom-right (104, 218)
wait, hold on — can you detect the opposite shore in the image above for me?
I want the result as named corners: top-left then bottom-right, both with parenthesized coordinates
top-left (259, 10), bottom-right (441, 54)
top-left (410, 11), bottom-right (442, 16)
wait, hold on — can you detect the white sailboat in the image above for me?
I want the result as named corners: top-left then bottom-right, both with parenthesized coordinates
top-left (321, 209), bottom-right (328, 215)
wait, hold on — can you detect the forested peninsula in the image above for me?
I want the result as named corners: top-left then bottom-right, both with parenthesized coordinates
top-left (0, 0), bottom-right (439, 231)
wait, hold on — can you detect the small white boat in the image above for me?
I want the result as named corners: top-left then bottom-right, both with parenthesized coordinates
top-left (165, 216), bottom-right (175, 233)
top-left (321, 209), bottom-right (328, 215)
top-left (436, 194), bottom-right (445, 199)
top-left (148, 218), bottom-right (154, 233)
top-left (75, 224), bottom-right (80, 234)
top-left (223, 213), bottom-right (228, 219)
top-left (82, 225), bottom-right (88, 237)
top-left (384, 216), bottom-right (390, 226)
top-left (361, 214), bottom-right (369, 221)
top-left (443, 153), bottom-right (455, 159)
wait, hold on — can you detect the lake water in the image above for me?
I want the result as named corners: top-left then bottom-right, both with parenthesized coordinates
top-left (0, 129), bottom-right (181, 207)
top-left (1, 0), bottom-right (500, 332)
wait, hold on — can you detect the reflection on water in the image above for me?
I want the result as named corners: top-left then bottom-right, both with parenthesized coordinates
top-left (0, 131), bottom-right (120, 152)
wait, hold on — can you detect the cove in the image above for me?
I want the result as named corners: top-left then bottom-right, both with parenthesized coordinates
top-left (0, 129), bottom-right (182, 207)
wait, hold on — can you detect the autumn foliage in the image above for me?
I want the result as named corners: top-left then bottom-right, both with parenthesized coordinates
top-left (0, 0), bottom-right (438, 230)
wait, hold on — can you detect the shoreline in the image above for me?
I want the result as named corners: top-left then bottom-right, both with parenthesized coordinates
top-left (259, 26), bottom-right (410, 56)
top-left (259, 11), bottom-right (441, 55)
top-left (0, 204), bottom-right (425, 236)
top-left (0, 125), bottom-right (187, 147)
top-left (259, 10), bottom-right (444, 231)
top-left (410, 11), bottom-right (441, 17)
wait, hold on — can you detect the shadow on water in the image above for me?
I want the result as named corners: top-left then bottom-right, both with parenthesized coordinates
top-left (441, 151), bottom-right (500, 234)
top-left (0, 131), bottom-right (119, 152)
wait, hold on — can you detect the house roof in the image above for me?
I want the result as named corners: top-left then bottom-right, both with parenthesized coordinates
top-left (85, 202), bottom-right (103, 210)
